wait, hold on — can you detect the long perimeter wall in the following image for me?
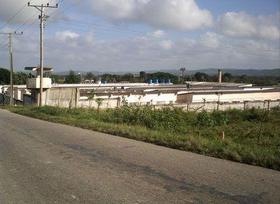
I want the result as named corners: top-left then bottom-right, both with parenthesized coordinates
top-left (42, 87), bottom-right (280, 111)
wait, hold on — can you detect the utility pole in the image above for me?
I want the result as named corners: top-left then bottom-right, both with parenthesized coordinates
top-left (28, 2), bottom-right (58, 107)
top-left (0, 31), bottom-right (23, 105)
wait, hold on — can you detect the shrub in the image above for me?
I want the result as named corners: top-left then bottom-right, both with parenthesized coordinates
top-left (196, 111), bottom-right (214, 127)
top-left (211, 111), bottom-right (229, 126)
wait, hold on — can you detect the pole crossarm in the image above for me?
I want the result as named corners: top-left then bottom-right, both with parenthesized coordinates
top-left (28, 2), bottom-right (59, 10)
top-left (0, 31), bottom-right (23, 35)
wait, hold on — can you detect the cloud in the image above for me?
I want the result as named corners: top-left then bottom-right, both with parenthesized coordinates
top-left (0, 1), bottom-right (279, 72)
top-left (0, 0), bottom-right (62, 25)
top-left (1, 28), bottom-right (279, 72)
top-left (199, 32), bottom-right (222, 48)
top-left (37, 30), bottom-right (279, 72)
top-left (88, 0), bottom-right (213, 31)
top-left (55, 30), bottom-right (80, 42)
top-left (149, 30), bottom-right (166, 38)
top-left (159, 40), bottom-right (174, 50)
top-left (218, 12), bottom-right (280, 40)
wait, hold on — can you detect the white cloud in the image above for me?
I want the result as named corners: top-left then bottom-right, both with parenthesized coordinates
top-left (218, 12), bottom-right (280, 40)
top-left (149, 30), bottom-right (166, 38)
top-left (55, 30), bottom-right (80, 42)
top-left (200, 32), bottom-right (222, 48)
top-left (0, 1), bottom-right (279, 72)
top-left (39, 31), bottom-right (279, 71)
top-left (88, 0), bottom-right (213, 31)
top-left (159, 40), bottom-right (174, 50)
top-left (1, 29), bottom-right (279, 72)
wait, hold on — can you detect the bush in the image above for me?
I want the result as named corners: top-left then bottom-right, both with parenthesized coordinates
top-left (243, 108), bottom-right (269, 122)
top-left (211, 111), bottom-right (229, 126)
top-left (196, 111), bottom-right (214, 127)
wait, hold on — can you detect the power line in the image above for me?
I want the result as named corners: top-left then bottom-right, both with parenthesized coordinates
top-left (0, 4), bottom-right (27, 31)
top-left (13, 0), bottom-right (60, 35)
top-left (13, 12), bottom-right (40, 34)
top-left (0, 42), bottom-right (9, 49)
top-left (1, 0), bottom-right (58, 34)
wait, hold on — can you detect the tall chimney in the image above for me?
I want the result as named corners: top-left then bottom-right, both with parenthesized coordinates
top-left (218, 69), bottom-right (223, 84)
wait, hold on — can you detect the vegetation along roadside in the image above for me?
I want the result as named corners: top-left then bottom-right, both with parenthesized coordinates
top-left (3, 105), bottom-right (280, 170)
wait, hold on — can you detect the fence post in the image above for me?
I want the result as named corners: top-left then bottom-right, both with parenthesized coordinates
top-left (58, 88), bottom-right (61, 107)
top-left (75, 88), bottom-right (79, 108)
top-left (244, 101), bottom-right (247, 110)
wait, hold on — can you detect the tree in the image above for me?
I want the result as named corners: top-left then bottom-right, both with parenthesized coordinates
top-left (65, 70), bottom-right (81, 84)
top-left (0, 68), bottom-right (10, 85)
top-left (140, 71), bottom-right (146, 81)
top-left (102, 73), bottom-right (116, 82)
top-left (223, 73), bottom-right (233, 82)
top-left (194, 72), bottom-right (209, 81)
top-left (85, 72), bottom-right (94, 80)
top-left (180, 67), bottom-right (186, 76)
top-left (95, 98), bottom-right (104, 112)
top-left (88, 90), bottom-right (95, 108)
top-left (121, 73), bottom-right (135, 82)
top-left (14, 72), bottom-right (28, 85)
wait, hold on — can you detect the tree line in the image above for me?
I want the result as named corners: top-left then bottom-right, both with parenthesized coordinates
top-left (0, 68), bottom-right (30, 85)
top-left (1, 67), bottom-right (279, 86)
top-left (58, 70), bottom-right (280, 86)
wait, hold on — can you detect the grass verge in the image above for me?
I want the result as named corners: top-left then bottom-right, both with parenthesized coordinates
top-left (3, 105), bottom-right (280, 170)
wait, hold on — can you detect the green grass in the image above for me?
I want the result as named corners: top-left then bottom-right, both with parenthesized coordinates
top-left (3, 105), bottom-right (280, 170)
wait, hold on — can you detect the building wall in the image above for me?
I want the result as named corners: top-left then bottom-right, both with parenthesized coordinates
top-left (192, 92), bottom-right (280, 103)
top-left (45, 88), bottom-right (78, 108)
top-left (176, 100), bottom-right (280, 112)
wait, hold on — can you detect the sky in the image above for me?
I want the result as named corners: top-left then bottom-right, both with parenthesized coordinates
top-left (0, 0), bottom-right (279, 73)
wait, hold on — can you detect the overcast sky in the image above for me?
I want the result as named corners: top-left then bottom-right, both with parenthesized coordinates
top-left (0, 0), bottom-right (279, 72)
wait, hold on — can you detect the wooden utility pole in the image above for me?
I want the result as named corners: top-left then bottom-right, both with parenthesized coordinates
top-left (28, 2), bottom-right (58, 106)
top-left (0, 31), bottom-right (23, 105)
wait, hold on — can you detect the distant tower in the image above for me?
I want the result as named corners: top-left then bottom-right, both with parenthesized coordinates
top-left (218, 69), bottom-right (223, 83)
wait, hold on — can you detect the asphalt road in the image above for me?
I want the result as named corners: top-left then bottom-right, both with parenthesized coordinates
top-left (0, 109), bottom-right (279, 204)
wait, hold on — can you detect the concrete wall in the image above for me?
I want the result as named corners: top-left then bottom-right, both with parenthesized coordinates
top-left (17, 85), bottom-right (279, 112)
top-left (192, 92), bottom-right (280, 103)
top-left (43, 88), bottom-right (178, 108)
top-left (79, 98), bottom-right (120, 109)
top-left (145, 100), bottom-right (280, 112)
top-left (45, 88), bottom-right (79, 108)
top-left (40, 87), bottom-right (280, 112)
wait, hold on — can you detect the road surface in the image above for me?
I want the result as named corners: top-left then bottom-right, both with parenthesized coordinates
top-left (0, 109), bottom-right (279, 204)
